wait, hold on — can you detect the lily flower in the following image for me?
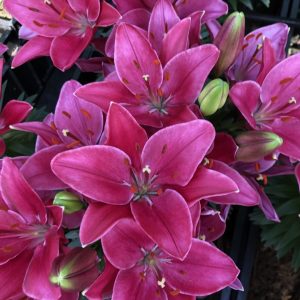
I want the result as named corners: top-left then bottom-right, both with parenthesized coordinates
top-left (76, 23), bottom-right (219, 128)
top-left (51, 103), bottom-right (228, 260)
top-left (230, 53), bottom-right (300, 161)
top-left (227, 23), bottom-right (289, 83)
top-left (0, 158), bottom-right (64, 299)
top-left (4, 0), bottom-right (120, 71)
top-left (102, 218), bottom-right (240, 299)
top-left (12, 80), bottom-right (103, 151)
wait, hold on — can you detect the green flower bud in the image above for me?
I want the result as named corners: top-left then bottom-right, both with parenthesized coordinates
top-left (198, 79), bottom-right (229, 116)
top-left (53, 191), bottom-right (84, 214)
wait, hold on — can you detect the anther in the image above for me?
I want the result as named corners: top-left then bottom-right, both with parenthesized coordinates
top-left (62, 129), bottom-right (70, 137)
top-left (157, 277), bottom-right (166, 289)
top-left (288, 97), bottom-right (297, 104)
top-left (142, 74), bottom-right (150, 82)
top-left (142, 165), bottom-right (151, 174)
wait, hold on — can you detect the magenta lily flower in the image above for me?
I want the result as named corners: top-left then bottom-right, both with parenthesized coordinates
top-left (12, 80), bottom-right (103, 151)
top-left (227, 23), bottom-right (288, 83)
top-left (52, 103), bottom-right (217, 259)
top-left (0, 158), bottom-right (64, 300)
top-left (113, 0), bottom-right (228, 24)
top-left (4, 0), bottom-right (120, 71)
top-left (230, 53), bottom-right (300, 161)
top-left (102, 218), bottom-right (239, 299)
top-left (76, 23), bottom-right (219, 128)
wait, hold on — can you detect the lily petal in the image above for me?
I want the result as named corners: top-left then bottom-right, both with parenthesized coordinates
top-left (142, 120), bottom-right (215, 186)
top-left (102, 218), bottom-right (154, 269)
top-left (162, 45), bottom-right (219, 105)
top-left (161, 239), bottom-right (239, 296)
top-left (51, 146), bottom-right (132, 205)
top-left (131, 190), bottom-right (193, 260)
top-left (80, 203), bottom-right (132, 247)
top-left (1, 158), bottom-right (47, 224)
top-left (115, 23), bottom-right (163, 96)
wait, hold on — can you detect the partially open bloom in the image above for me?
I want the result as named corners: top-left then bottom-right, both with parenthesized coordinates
top-left (4, 0), bottom-right (120, 71)
top-left (102, 218), bottom-right (240, 299)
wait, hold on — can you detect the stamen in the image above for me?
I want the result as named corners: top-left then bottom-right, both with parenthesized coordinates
top-left (199, 234), bottom-right (206, 240)
top-left (62, 129), bottom-right (70, 137)
top-left (44, 0), bottom-right (51, 4)
top-left (288, 97), bottom-right (297, 104)
top-left (142, 165), bottom-right (151, 174)
top-left (157, 277), bottom-right (166, 289)
top-left (272, 153), bottom-right (278, 160)
top-left (142, 74), bottom-right (150, 82)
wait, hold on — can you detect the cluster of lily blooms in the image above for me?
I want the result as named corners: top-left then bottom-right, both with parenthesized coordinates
top-left (0, 0), bottom-right (300, 299)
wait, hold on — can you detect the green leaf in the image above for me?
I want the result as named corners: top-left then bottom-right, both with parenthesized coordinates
top-left (229, 0), bottom-right (238, 10)
top-left (240, 0), bottom-right (253, 10)
top-left (260, 0), bottom-right (270, 7)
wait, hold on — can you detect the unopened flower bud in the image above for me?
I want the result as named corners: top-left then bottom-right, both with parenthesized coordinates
top-left (214, 12), bottom-right (245, 76)
top-left (236, 131), bottom-right (283, 162)
top-left (198, 79), bottom-right (229, 116)
top-left (50, 247), bottom-right (100, 292)
top-left (53, 191), bottom-right (84, 214)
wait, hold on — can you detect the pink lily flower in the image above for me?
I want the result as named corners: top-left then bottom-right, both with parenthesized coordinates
top-left (52, 103), bottom-right (237, 260)
top-left (227, 23), bottom-right (288, 83)
top-left (4, 0), bottom-right (120, 71)
top-left (12, 80), bottom-right (103, 151)
top-left (102, 218), bottom-right (239, 299)
top-left (113, 0), bottom-right (228, 24)
top-left (230, 53), bottom-right (300, 161)
top-left (76, 23), bottom-right (219, 128)
top-left (11, 80), bottom-right (103, 190)
top-left (0, 158), bottom-right (64, 300)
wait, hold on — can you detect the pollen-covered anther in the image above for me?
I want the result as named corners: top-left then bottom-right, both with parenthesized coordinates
top-left (142, 165), bottom-right (151, 174)
top-left (257, 43), bottom-right (263, 50)
top-left (157, 277), bottom-right (166, 288)
top-left (272, 153), bottom-right (278, 160)
top-left (288, 97), bottom-right (297, 104)
top-left (142, 74), bottom-right (150, 82)
top-left (256, 174), bottom-right (268, 185)
top-left (199, 234), bottom-right (206, 241)
top-left (44, 0), bottom-right (51, 4)
top-left (62, 129), bottom-right (70, 137)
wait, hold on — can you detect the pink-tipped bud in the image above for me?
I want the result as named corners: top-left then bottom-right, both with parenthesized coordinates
top-left (236, 131), bottom-right (283, 162)
top-left (214, 12), bottom-right (245, 76)
top-left (49, 247), bottom-right (100, 292)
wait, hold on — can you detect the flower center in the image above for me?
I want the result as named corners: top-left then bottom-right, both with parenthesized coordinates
top-left (130, 166), bottom-right (162, 205)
